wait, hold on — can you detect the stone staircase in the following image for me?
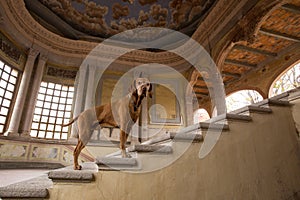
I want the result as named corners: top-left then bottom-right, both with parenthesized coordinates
top-left (0, 87), bottom-right (299, 199)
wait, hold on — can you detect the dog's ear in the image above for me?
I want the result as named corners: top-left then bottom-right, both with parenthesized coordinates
top-left (148, 83), bottom-right (152, 92)
top-left (148, 83), bottom-right (152, 98)
top-left (129, 80), bottom-right (137, 93)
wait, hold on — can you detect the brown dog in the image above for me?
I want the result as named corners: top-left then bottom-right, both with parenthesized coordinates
top-left (63, 78), bottom-right (152, 170)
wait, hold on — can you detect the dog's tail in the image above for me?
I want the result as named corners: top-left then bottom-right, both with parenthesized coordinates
top-left (62, 116), bottom-right (79, 127)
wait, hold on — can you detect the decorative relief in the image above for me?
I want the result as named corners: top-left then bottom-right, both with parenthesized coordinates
top-left (31, 146), bottom-right (58, 160)
top-left (47, 65), bottom-right (77, 80)
top-left (0, 32), bottom-right (23, 64)
top-left (0, 143), bottom-right (27, 158)
top-left (62, 150), bottom-right (73, 164)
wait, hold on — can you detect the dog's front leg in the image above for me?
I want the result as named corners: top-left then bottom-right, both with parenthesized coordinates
top-left (120, 130), bottom-right (130, 158)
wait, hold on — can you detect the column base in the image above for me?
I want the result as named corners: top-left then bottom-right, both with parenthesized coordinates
top-left (4, 131), bottom-right (20, 137)
top-left (20, 131), bottom-right (32, 138)
top-left (4, 130), bottom-right (32, 139)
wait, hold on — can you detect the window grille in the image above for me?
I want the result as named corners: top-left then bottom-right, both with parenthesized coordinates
top-left (0, 61), bottom-right (19, 133)
top-left (31, 81), bottom-right (74, 140)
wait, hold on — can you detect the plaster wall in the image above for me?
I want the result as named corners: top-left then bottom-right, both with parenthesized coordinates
top-left (291, 98), bottom-right (300, 139)
top-left (49, 105), bottom-right (300, 200)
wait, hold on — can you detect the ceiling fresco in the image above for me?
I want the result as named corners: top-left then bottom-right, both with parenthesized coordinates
top-left (35, 0), bottom-right (217, 39)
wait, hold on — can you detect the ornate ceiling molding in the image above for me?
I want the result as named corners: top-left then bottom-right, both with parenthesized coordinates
top-left (0, 0), bottom-right (265, 72)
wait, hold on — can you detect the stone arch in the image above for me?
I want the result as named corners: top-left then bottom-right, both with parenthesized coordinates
top-left (193, 108), bottom-right (210, 123)
top-left (269, 61), bottom-right (300, 97)
top-left (213, 0), bottom-right (285, 72)
top-left (226, 89), bottom-right (264, 112)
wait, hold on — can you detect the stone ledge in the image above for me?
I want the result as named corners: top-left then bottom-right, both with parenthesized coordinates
top-left (128, 144), bottom-right (173, 154)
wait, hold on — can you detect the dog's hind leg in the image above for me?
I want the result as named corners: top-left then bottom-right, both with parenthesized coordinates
top-left (73, 139), bottom-right (85, 170)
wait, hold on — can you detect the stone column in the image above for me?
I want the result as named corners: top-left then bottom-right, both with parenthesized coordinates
top-left (5, 48), bottom-right (39, 137)
top-left (20, 54), bottom-right (47, 136)
top-left (73, 66), bottom-right (88, 117)
top-left (185, 95), bottom-right (194, 126)
top-left (84, 65), bottom-right (96, 109)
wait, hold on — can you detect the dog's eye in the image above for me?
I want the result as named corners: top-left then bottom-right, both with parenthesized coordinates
top-left (146, 83), bottom-right (150, 86)
top-left (138, 81), bottom-right (142, 85)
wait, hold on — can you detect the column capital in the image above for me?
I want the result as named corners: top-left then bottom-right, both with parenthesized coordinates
top-left (39, 53), bottom-right (48, 62)
top-left (28, 48), bottom-right (39, 58)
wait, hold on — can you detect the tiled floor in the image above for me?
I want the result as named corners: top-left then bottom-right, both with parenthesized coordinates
top-left (0, 169), bottom-right (49, 187)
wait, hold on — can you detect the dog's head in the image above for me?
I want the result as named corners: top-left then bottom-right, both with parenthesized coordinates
top-left (133, 77), bottom-right (152, 98)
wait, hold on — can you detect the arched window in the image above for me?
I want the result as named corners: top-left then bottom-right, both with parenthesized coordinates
top-left (269, 62), bottom-right (300, 97)
top-left (0, 61), bottom-right (19, 134)
top-left (193, 108), bottom-right (210, 123)
top-left (226, 90), bottom-right (263, 112)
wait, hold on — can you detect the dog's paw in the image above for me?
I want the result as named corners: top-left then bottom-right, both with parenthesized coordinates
top-left (74, 165), bottom-right (82, 170)
top-left (125, 153), bottom-right (132, 158)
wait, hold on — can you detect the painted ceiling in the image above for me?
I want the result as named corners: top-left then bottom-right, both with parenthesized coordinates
top-left (35, 0), bottom-right (217, 40)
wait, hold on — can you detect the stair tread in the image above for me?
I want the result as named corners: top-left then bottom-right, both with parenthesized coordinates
top-left (170, 132), bottom-right (203, 142)
top-left (48, 162), bottom-right (97, 182)
top-left (0, 175), bottom-right (51, 198)
top-left (96, 157), bottom-right (137, 166)
top-left (176, 122), bottom-right (229, 135)
top-left (209, 113), bottom-right (252, 123)
top-left (254, 99), bottom-right (291, 107)
top-left (128, 144), bottom-right (173, 154)
top-left (231, 105), bottom-right (273, 114)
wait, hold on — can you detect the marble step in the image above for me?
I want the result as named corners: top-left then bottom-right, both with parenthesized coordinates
top-left (0, 175), bottom-right (52, 199)
top-left (48, 162), bottom-right (97, 182)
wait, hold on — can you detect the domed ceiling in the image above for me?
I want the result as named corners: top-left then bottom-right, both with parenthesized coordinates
top-left (25, 0), bottom-right (217, 42)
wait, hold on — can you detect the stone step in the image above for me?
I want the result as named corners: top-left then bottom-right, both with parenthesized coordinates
top-left (48, 162), bottom-right (97, 182)
top-left (231, 105), bottom-right (273, 115)
top-left (209, 113), bottom-right (252, 123)
top-left (170, 132), bottom-right (203, 142)
top-left (96, 153), bottom-right (142, 171)
top-left (96, 157), bottom-right (137, 166)
top-left (176, 122), bottom-right (229, 135)
top-left (141, 134), bottom-right (172, 145)
top-left (254, 99), bottom-right (291, 107)
top-left (0, 175), bottom-right (52, 199)
top-left (127, 144), bottom-right (173, 154)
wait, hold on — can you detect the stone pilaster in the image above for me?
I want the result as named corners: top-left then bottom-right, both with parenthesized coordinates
top-left (20, 54), bottom-right (47, 136)
top-left (84, 65), bottom-right (96, 110)
top-left (5, 48), bottom-right (39, 137)
top-left (70, 65), bottom-right (87, 138)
